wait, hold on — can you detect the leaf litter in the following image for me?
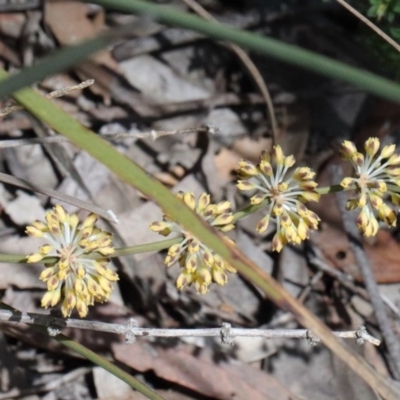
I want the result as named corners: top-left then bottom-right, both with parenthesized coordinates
top-left (1, 1), bottom-right (400, 399)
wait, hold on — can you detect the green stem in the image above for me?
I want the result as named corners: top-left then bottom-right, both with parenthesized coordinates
top-left (232, 201), bottom-right (268, 222)
top-left (0, 254), bottom-right (29, 263)
top-left (232, 185), bottom-right (346, 221)
top-left (0, 302), bottom-right (165, 400)
top-left (0, 0), bottom-right (399, 105)
top-left (1, 57), bottom-right (397, 400)
top-left (316, 184), bottom-right (345, 195)
top-left (55, 336), bottom-right (165, 400)
top-left (0, 238), bottom-right (182, 264)
top-left (86, 0), bottom-right (400, 105)
top-left (0, 186), bottom-right (346, 264)
top-left (112, 237), bottom-right (181, 257)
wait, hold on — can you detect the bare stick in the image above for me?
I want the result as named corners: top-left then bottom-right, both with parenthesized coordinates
top-left (0, 136), bottom-right (71, 148)
top-left (308, 247), bottom-right (370, 300)
top-left (181, 0), bottom-right (279, 144)
top-left (0, 80), bottom-right (95, 117)
top-left (0, 172), bottom-right (118, 223)
top-left (0, 367), bottom-right (90, 400)
top-left (0, 125), bottom-right (218, 148)
top-left (334, 167), bottom-right (400, 378)
top-left (0, 308), bottom-right (380, 346)
top-left (336, 0), bottom-right (400, 54)
top-left (309, 248), bottom-right (400, 319)
top-left (101, 124), bottom-right (219, 140)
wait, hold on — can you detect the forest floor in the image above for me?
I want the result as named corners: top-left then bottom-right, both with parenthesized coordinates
top-left (1, 1), bottom-right (400, 399)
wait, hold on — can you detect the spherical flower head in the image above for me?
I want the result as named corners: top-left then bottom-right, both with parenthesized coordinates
top-left (236, 145), bottom-right (320, 252)
top-left (26, 205), bottom-right (118, 318)
top-left (150, 192), bottom-right (236, 294)
top-left (339, 138), bottom-right (400, 236)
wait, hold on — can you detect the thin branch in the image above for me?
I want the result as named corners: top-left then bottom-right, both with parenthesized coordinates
top-left (316, 184), bottom-right (345, 195)
top-left (0, 237), bottom-right (181, 264)
top-left (266, 263), bottom-right (325, 329)
top-left (334, 167), bottom-right (400, 379)
top-left (0, 79), bottom-right (95, 117)
top-left (112, 237), bottom-right (182, 257)
top-left (336, 0), bottom-right (400, 54)
top-left (0, 303), bottom-right (165, 400)
top-left (0, 308), bottom-right (380, 346)
top-left (309, 248), bottom-right (400, 320)
top-left (0, 125), bottom-right (219, 148)
top-left (0, 136), bottom-right (70, 148)
top-left (101, 124), bottom-right (219, 140)
top-left (308, 249), bottom-right (370, 300)
top-left (0, 172), bottom-right (118, 223)
top-left (181, 0), bottom-right (279, 144)
top-left (0, 367), bottom-right (91, 400)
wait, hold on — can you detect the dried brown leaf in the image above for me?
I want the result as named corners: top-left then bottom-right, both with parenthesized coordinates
top-left (112, 342), bottom-right (296, 400)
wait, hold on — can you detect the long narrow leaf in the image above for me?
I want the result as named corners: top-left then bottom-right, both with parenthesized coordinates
top-left (0, 1), bottom-right (400, 104)
top-left (91, 0), bottom-right (400, 103)
top-left (2, 68), bottom-right (399, 399)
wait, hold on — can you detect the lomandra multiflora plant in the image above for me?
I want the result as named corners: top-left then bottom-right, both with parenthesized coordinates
top-left (26, 138), bottom-right (400, 317)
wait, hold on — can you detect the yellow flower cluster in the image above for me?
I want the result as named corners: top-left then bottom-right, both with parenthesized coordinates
top-left (24, 137), bottom-right (399, 306)
top-left (150, 192), bottom-right (236, 294)
top-left (26, 205), bottom-right (118, 318)
top-left (236, 145), bottom-right (320, 252)
top-left (340, 138), bottom-right (400, 236)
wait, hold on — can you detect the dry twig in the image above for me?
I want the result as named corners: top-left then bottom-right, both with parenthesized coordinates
top-left (0, 367), bottom-right (91, 400)
top-left (336, 0), bottom-right (400, 54)
top-left (334, 167), bottom-right (400, 379)
top-left (101, 124), bottom-right (219, 140)
top-left (309, 248), bottom-right (400, 319)
top-left (308, 247), bottom-right (370, 300)
top-left (0, 309), bottom-right (380, 346)
top-left (0, 125), bottom-right (218, 148)
top-left (0, 79), bottom-right (95, 117)
top-left (0, 172), bottom-right (118, 223)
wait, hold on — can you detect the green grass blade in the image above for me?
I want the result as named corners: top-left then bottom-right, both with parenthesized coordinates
top-left (91, 0), bottom-right (400, 102)
top-left (0, 1), bottom-right (399, 104)
top-left (2, 68), bottom-right (399, 399)
top-left (56, 335), bottom-right (165, 400)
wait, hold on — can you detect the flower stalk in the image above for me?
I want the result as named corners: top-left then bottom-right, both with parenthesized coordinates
top-left (0, 136), bottom-right (398, 316)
